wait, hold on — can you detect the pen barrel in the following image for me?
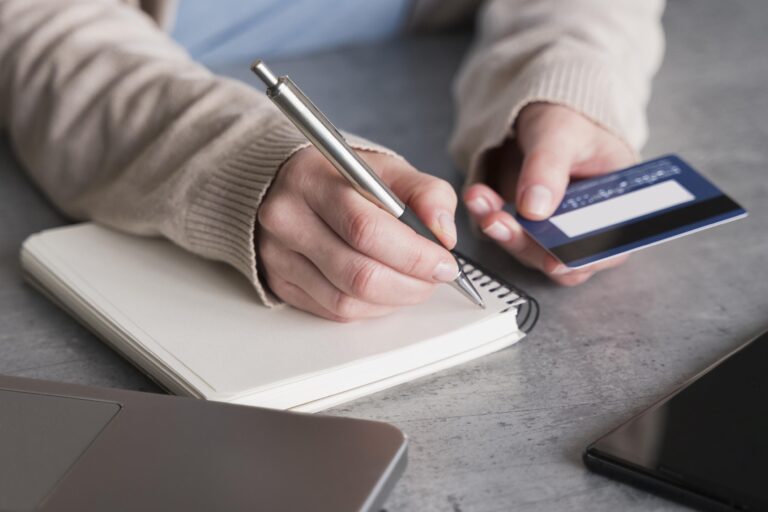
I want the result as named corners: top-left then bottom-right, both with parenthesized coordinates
top-left (266, 78), bottom-right (405, 217)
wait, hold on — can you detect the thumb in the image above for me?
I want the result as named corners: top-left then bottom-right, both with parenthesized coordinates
top-left (515, 146), bottom-right (575, 220)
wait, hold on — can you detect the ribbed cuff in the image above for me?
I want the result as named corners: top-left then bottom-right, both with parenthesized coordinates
top-left (459, 57), bottom-right (638, 190)
top-left (344, 132), bottom-right (403, 160)
top-left (184, 119), bottom-right (309, 307)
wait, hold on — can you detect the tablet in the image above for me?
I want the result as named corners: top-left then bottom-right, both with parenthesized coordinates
top-left (584, 329), bottom-right (768, 511)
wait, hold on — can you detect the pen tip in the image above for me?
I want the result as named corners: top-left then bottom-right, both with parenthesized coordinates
top-left (448, 274), bottom-right (486, 309)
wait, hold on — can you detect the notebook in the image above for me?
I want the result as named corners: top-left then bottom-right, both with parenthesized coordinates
top-left (20, 223), bottom-right (538, 413)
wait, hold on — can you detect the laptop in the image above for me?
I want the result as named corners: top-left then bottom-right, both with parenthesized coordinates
top-left (0, 374), bottom-right (407, 512)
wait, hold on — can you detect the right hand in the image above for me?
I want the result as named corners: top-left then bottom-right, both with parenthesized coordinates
top-left (257, 147), bottom-right (460, 322)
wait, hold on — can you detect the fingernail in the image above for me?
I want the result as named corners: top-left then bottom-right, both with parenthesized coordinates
top-left (466, 196), bottom-right (491, 216)
top-left (552, 265), bottom-right (571, 275)
top-left (522, 185), bottom-right (552, 218)
top-left (437, 211), bottom-right (457, 243)
top-left (433, 260), bottom-right (458, 282)
top-left (482, 221), bottom-right (512, 242)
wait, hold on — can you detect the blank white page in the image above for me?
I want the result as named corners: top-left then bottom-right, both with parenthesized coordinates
top-left (23, 224), bottom-right (521, 402)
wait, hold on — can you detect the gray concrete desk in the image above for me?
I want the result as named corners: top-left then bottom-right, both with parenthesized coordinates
top-left (1, 1), bottom-right (766, 510)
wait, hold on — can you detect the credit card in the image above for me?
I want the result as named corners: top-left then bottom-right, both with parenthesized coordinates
top-left (508, 155), bottom-right (747, 268)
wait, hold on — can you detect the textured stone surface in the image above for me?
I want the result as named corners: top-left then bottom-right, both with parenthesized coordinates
top-left (1, 1), bottom-right (766, 510)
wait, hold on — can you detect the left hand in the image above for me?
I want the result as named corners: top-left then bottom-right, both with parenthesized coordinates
top-left (463, 103), bottom-right (637, 285)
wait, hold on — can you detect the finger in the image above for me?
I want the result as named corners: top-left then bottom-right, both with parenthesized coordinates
top-left (587, 253), bottom-right (630, 271)
top-left (475, 209), bottom-right (601, 282)
top-left (541, 251), bottom-right (629, 286)
top-left (261, 234), bottom-right (397, 320)
top-left (376, 159), bottom-right (459, 249)
top-left (267, 273), bottom-right (342, 321)
top-left (477, 209), bottom-right (541, 259)
top-left (515, 144), bottom-right (575, 220)
top-left (559, 254), bottom-right (629, 277)
top-left (266, 274), bottom-right (354, 322)
top-left (261, 200), bottom-right (436, 306)
top-left (549, 269), bottom-right (596, 287)
top-left (544, 253), bottom-right (629, 286)
top-left (303, 171), bottom-right (459, 284)
top-left (463, 183), bottom-right (505, 220)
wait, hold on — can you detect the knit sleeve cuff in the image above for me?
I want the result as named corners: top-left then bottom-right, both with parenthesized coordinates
top-left (183, 118), bottom-right (307, 307)
top-left (451, 56), bottom-right (643, 190)
top-left (184, 120), bottom-right (401, 307)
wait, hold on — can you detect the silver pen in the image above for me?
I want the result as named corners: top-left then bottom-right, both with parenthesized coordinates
top-left (251, 60), bottom-right (485, 308)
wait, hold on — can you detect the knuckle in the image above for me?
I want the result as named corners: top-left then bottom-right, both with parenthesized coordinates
top-left (346, 258), bottom-right (380, 299)
top-left (346, 209), bottom-right (379, 253)
top-left (332, 291), bottom-right (361, 320)
top-left (257, 197), bottom-right (287, 233)
top-left (402, 246), bottom-right (429, 276)
top-left (278, 156), bottom-right (318, 197)
top-left (433, 177), bottom-right (456, 198)
top-left (256, 195), bottom-right (300, 234)
top-left (415, 176), bottom-right (454, 201)
top-left (279, 154), bottom-right (307, 182)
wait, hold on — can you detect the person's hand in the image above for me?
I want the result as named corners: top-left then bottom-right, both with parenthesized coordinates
top-left (257, 147), bottom-right (459, 322)
top-left (463, 103), bottom-right (637, 285)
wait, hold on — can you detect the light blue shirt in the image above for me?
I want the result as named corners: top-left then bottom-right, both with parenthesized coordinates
top-left (172, 0), bottom-right (411, 65)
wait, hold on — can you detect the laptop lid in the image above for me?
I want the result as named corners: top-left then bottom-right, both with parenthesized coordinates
top-left (0, 375), bottom-right (406, 512)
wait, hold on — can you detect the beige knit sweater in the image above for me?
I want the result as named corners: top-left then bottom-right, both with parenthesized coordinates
top-left (0, 0), bottom-right (664, 305)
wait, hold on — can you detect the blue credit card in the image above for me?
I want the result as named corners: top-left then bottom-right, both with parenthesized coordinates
top-left (508, 155), bottom-right (747, 268)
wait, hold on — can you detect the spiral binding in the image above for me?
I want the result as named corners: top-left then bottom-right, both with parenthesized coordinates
top-left (456, 254), bottom-right (540, 334)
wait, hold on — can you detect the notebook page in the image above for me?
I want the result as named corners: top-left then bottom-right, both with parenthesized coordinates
top-left (25, 224), bottom-right (519, 398)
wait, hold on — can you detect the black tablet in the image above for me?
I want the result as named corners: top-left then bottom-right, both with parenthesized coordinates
top-left (584, 329), bottom-right (768, 511)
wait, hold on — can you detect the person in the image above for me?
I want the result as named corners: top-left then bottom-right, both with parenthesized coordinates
top-left (0, 0), bottom-right (664, 321)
